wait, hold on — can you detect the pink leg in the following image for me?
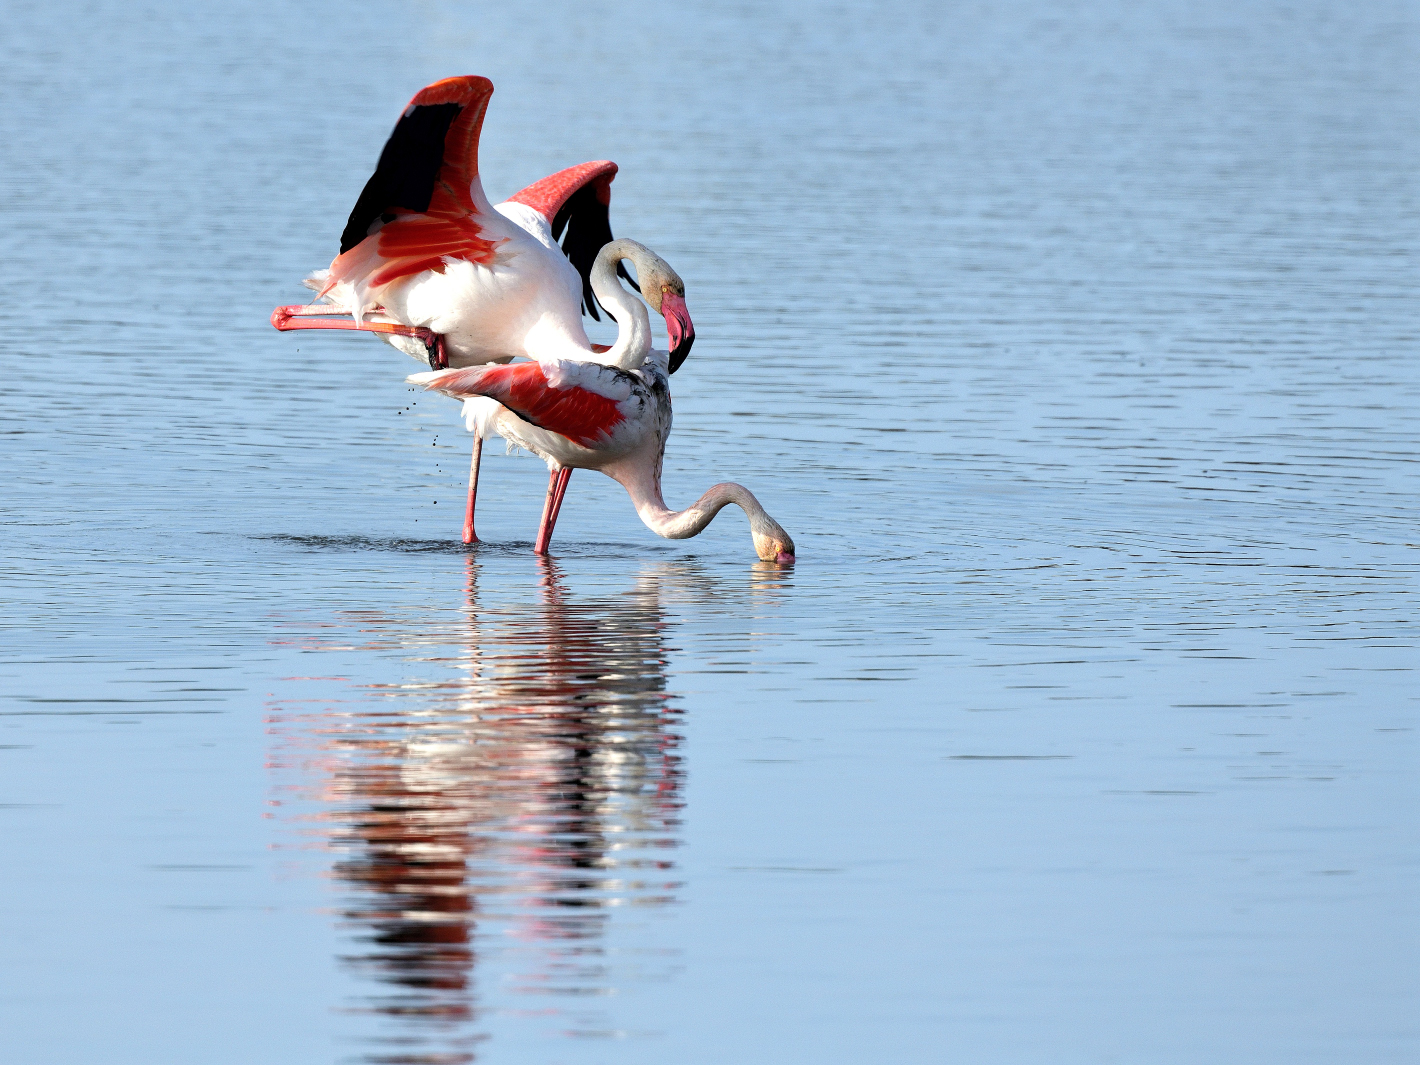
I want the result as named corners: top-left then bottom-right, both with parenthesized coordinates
top-left (462, 433), bottom-right (483, 545)
top-left (533, 469), bottom-right (558, 555)
top-left (533, 467), bottom-right (573, 555)
top-left (548, 467), bottom-right (572, 528)
top-left (270, 306), bottom-right (447, 368)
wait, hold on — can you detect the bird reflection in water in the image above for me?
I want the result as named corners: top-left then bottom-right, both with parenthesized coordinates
top-left (279, 558), bottom-right (693, 1064)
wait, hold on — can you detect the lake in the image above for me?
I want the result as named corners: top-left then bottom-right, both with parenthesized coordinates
top-left (1, 1), bottom-right (1416, 1062)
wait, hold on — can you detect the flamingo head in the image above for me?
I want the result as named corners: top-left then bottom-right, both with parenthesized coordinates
top-left (631, 250), bottom-right (695, 373)
top-left (750, 515), bottom-right (796, 565)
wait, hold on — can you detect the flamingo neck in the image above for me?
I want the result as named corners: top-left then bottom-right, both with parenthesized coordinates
top-left (608, 452), bottom-right (796, 562)
top-left (590, 241), bottom-right (652, 370)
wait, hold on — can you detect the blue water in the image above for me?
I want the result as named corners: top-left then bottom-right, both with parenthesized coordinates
top-left (2, 1), bottom-right (1416, 1062)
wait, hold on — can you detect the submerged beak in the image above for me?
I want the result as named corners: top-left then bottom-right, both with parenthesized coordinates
top-left (660, 291), bottom-right (695, 373)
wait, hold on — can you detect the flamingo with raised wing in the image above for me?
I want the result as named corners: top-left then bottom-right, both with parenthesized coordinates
top-left (270, 76), bottom-right (694, 542)
top-left (407, 239), bottom-right (795, 564)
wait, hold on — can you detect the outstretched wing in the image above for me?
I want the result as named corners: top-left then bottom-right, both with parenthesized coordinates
top-left (504, 161), bottom-right (638, 321)
top-left (321, 77), bottom-right (502, 315)
top-left (409, 361), bottom-right (635, 447)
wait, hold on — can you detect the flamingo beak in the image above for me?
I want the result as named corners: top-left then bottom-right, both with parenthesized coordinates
top-left (661, 291), bottom-right (695, 373)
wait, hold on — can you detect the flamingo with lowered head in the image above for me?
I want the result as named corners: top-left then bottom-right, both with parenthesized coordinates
top-left (270, 76), bottom-right (694, 542)
top-left (408, 239), bottom-right (796, 564)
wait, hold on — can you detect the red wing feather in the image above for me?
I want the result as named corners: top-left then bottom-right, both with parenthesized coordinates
top-left (425, 363), bottom-right (625, 447)
top-left (408, 76), bottom-right (493, 199)
top-left (505, 160), bottom-right (618, 223)
top-left (322, 76), bottom-right (501, 308)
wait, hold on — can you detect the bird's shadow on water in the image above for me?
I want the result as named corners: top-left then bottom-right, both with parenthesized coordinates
top-left (259, 533), bottom-right (673, 559)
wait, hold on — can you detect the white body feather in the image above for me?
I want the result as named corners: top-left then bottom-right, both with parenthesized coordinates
top-left (311, 201), bottom-right (603, 369)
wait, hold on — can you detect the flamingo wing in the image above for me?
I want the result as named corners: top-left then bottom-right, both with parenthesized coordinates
top-left (505, 161), bottom-right (638, 321)
top-left (409, 361), bottom-right (635, 448)
top-left (322, 76), bottom-right (502, 314)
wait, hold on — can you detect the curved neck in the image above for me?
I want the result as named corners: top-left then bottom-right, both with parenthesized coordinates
top-left (607, 451), bottom-right (794, 561)
top-left (590, 240), bottom-right (652, 370)
top-left (637, 481), bottom-right (749, 540)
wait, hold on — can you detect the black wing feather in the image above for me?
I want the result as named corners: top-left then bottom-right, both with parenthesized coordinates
top-left (553, 183), bottom-right (639, 320)
top-left (338, 103), bottom-right (461, 254)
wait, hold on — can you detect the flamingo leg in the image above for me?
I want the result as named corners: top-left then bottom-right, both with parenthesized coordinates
top-left (462, 432), bottom-right (483, 545)
top-left (533, 469), bottom-right (558, 555)
top-left (533, 467), bottom-right (573, 555)
top-left (271, 306), bottom-right (447, 368)
top-left (549, 467), bottom-right (572, 528)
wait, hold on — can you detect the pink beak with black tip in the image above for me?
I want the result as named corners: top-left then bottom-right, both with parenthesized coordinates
top-left (661, 291), bottom-right (695, 373)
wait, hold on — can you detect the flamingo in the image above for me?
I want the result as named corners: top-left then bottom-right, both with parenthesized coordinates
top-left (270, 76), bottom-right (694, 543)
top-left (407, 239), bottom-right (796, 564)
